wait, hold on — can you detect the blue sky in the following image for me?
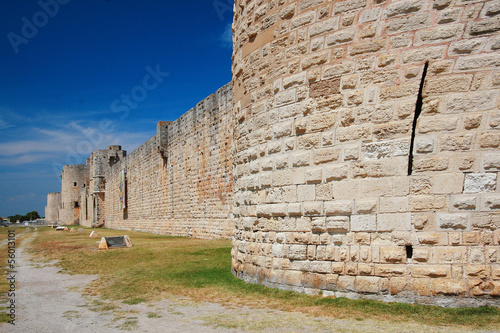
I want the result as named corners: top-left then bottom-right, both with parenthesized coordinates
top-left (0, 0), bottom-right (234, 217)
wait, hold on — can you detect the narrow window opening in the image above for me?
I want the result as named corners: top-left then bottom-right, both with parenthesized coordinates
top-left (74, 182), bottom-right (77, 186)
top-left (406, 245), bottom-right (413, 259)
top-left (408, 62), bottom-right (429, 176)
top-left (74, 201), bottom-right (79, 208)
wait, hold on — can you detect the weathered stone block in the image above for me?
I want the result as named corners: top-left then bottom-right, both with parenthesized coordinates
top-left (464, 173), bottom-right (497, 193)
top-left (437, 213), bottom-right (468, 230)
top-left (380, 246), bottom-right (406, 263)
top-left (377, 213), bottom-right (412, 231)
top-left (351, 215), bottom-right (376, 232)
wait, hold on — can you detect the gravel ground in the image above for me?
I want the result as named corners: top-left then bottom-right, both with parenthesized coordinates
top-left (1, 230), bottom-right (497, 333)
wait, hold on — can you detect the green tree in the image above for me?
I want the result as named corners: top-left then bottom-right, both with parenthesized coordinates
top-left (26, 211), bottom-right (40, 221)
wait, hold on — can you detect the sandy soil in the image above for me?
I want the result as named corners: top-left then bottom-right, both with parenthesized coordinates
top-left (1, 230), bottom-right (497, 333)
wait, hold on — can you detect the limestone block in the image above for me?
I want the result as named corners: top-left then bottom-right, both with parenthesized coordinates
top-left (431, 278), bottom-right (466, 296)
top-left (446, 90), bottom-right (498, 113)
top-left (335, 275), bottom-right (356, 292)
top-left (418, 232), bottom-right (448, 245)
top-left (325, 164), bottom-right (348, 181)
top-left (275, 89), bottom-right (296, 107)
top-left (410, 177), bottom-right (432, 194)
top-left (351, 215), bottom-right (376, 232)
top-left (415, 137), bottom-right (434, 154)
top-left (292, 152), bottom-right (310, 167)
top-left (306, 167), bottom-right (323, 183)
top-left (440, 134), bottom-right (474, 152)
top-left (325, 28), bottom-right (356, 46)
top-left (387, 13), bottom-right (431, 34)
top-left (377, 213), bottom-right (412, 231)
top-left (456, 53), bottom-right (500, 71)
top-left (437, 213), bottom-right (468, 230)
top-left (412, 247), bottom-right (431, 262)
top-left (313, 148), bottom-right (340, 165)
top-left (412, 156), bottom-right (449, 172)
top-left (283, 270), bottom-right (304, 286)
top-left (466, 265), bottom-right (490, 279)
top-left (288, 245), bottom-right (308, 260)
top-left (331, 179), bottom-right (361, 200)
top-left (416, 23), bottom-right (464, 46)
top-left (483, 194), bottom-right (500, 210)
top-left (325, 200), bottom-right (353, 215)
top-left (311, 217), bottom-right (326, 232)
top-left (374, 264), bottom-right (408, 277)
top-left (363, 141), bottom-right (392, 160)
top-left (410, 195), bottom-right (447, 211)
top-left (433, 173), bottom-right (465, 194)
top-left (297, 184), bottom-right (316, 201)
top-left (308, 17), bottom-right (340, 38)
top-left (343, 146), bottom-right (360, 160)
top-left (379, 197), bottom-right (409, 213)
top-left (380, 246), bottom-right (406, 263)
top-left (436, 247), bottom-right (467, 264)
top-left (310, 261), bottom-right (332, 274)
top-left (439, 8), bottom-right (463, 24)
top-left (451, 195), bottom-right (477, 211)
top-left (355, 198), bottom-right (378, 213)
top-left (482, 130), bottom-right (500, 148)
top-left (304, 202), bottom-right (322, 215)
top-left (411, 265), bottom-right (450, 278)
top-left (402, 45), bottom-right (446, 63)
top-left (483, 153), bottom-right (500, 171)
top-left (355, 276), bottom-right (380, 294)
top-left (464, 173), bottom-right (497, 193)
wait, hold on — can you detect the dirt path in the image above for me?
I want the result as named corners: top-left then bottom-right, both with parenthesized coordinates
top-left (0, 231), bottom-right (496, 333)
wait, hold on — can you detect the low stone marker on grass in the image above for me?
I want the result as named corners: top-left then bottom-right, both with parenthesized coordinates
top-left (98, 235), bottom-right (133, 250)
top-left (89, 231), bottom-right (99, 238)
top-left (78, 228), bottom-right (84, 234)
top-left (56, 226), bottom-right (65, 231)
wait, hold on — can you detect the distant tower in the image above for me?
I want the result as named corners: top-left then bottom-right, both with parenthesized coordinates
top-left (80, 145), bottom-right (126, 228)
top-left (60, 164), bottom-right (89, 225)
top-left (44, 192), bottom-right (61, 224)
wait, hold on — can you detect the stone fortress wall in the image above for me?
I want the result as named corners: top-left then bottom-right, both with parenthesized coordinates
top-left (105, 83), bottom-right (234, 239)
top-left (46, 0), bottom-right (500, 306)
top-left (230, 0), bottom-right (500, 306)
top-left (50, 84), bottom-right (234, 240)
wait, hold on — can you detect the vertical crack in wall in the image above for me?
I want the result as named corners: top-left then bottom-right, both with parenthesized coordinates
top-left (407, 62), bottom-right (429, 176)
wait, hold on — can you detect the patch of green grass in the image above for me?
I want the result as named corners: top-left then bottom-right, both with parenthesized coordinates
top-left (123, 298), bottom-right (146, 305)
top-left (146, 312), bottom-right (161, 318)
top-left (117, 318), bottom-right (138, 331)
top-left (27, 227), bottom-right (500, 330)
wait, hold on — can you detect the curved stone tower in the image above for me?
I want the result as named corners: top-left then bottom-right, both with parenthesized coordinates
top-left (231, 0), bottom-right (500, 306)
top-left (45, 192), bottom-right (61, 224)
top-left (60, 164), bottom-right (89, 225)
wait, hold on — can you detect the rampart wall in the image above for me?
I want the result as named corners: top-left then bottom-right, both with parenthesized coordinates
top-left (231, 0), bottom-right (500, 306)
top-left (104, 83), bottom-right (234, 239)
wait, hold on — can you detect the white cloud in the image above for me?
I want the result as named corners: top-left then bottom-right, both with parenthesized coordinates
top-left (0, 118), bottom-right (13, 130)
top-left (220, 23), bottom-right (232, 49)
